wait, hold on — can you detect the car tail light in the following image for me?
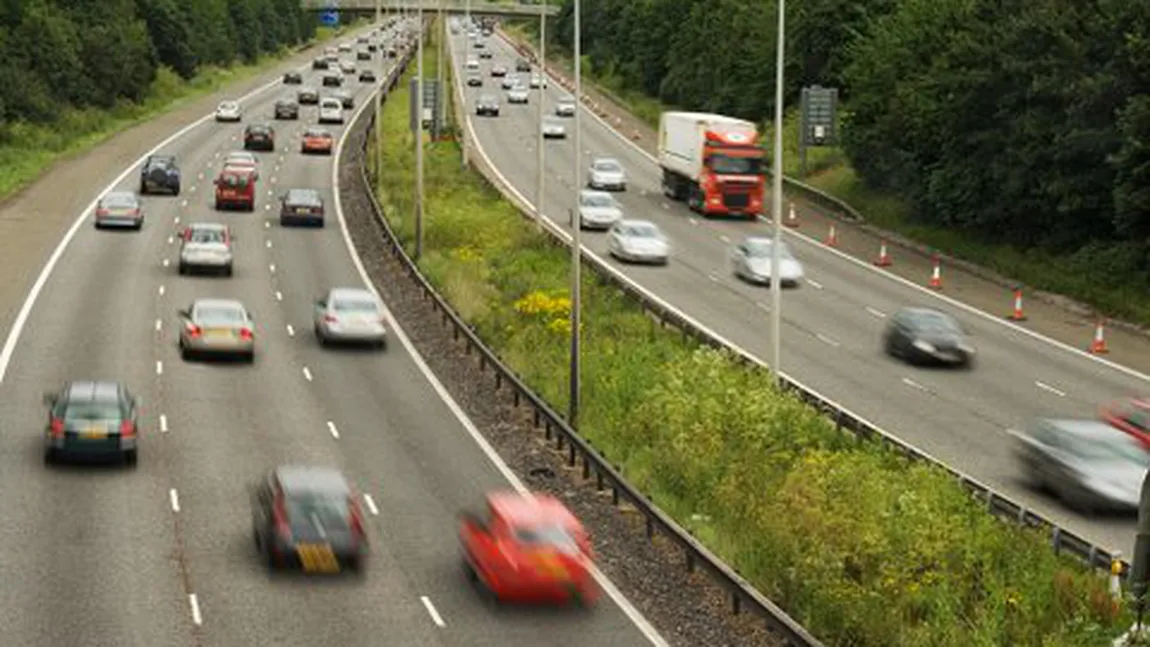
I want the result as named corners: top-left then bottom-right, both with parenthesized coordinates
top-left (96, 208), bottom-right (108, 217)
top-left (121, 420), bottom-right (136, 438)
top-left (239, 328), bottom-right (253, 340)
top-left (323, 314), bottom-right (338, 323)
top-left (186, 324), bottom-right (202, 337)
top-left (50, 417), bottom-right (64, 438)
top-left (273, 498), bottom-right (292, 540)
top-left (349, 498), bottom-right (366, 538)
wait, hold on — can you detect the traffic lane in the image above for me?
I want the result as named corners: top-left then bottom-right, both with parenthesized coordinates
top-left (0, 211), bottom-right (190, 645)
top-left (267, 191), bottom-right (659, 645)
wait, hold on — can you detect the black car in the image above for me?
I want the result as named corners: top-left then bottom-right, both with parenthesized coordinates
top-left (243, 124), bottom-right (276, 151)
top-left (356, 50), bottom-right (370, 61)
top-left (475, 94), bottom-right (500, 117)
top-left (359, 69), bottom-right (377, 82)
top-left (297, 86), bottom-right (319, 105)
top-left (367, 43), bottom-right (378, 52)
top-left (387, 47), bottom-right (397, 58)
top-left (279, 188), bottom-right (325, 227)
top-left (251, 466), bottom-right (369, 573)
top-left (312, 58), bottom-right (329, 70)
top-left (479, 50), bottom-right (493, 60)
top-left (466, 74), bottom-right (482, 87)
top-left (333, 91), bottom-right (354, 109)
top-left (274, 98), bottom-right (299, 120)
top-left (516, 58), bottom-right (532, 72)
top-left (139, 154), bottom-right (181, 195)
top-left (43, 380), bottom-right (139, 466)
top-left (283, 71), bottom-right (303, 84)
top-left (322, 73), bottom-right (342, 87)
top-left (883, 307), bottom-right (976, 367)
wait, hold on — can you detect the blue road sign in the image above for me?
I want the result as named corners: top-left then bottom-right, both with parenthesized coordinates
top-left (320, 9), bottom-right (340, 26)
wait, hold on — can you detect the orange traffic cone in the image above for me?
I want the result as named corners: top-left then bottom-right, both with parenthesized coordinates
top-left (825, 224), bottom-right (839, 247)
top-left (784, 202), bottom-right (799, 227)
top-left (874, 239), bottom-right (893, 267)
top-left (1090, 320), bottom-right (1109, 354)
top-left (927, 254), bottom-right (943, 289)
top-left (1007, 288), bottom-right (1027, 321)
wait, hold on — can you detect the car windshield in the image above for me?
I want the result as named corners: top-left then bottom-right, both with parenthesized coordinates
top-left (322, 100), bottom-right (340, 109)
top-left (479, 95), bottom-right (496, 103)
top-left (195, 305), bottom-right (246, 325)
top-left (63, 401), bottom-right (122, 422)
top-left (332, 298), bottom-right (378, 313)
top-left (1070, 432), bottom-right (1150, 464)
top-left (102, 193), bottom-right (137, 208)
top-left (708, 153), bottom-right (762, 175)
top-left (219, 173), bottom-right (249, 187)
top-left (189, 228), bottom-right (225, 244)
top-left (219, 102), bottom-right (237, 111)
top-left (545, 119), bottom-right (562, 127)
top-left (514, 524), bottom-right (579, 551)
top-left (582, 193), bottom-right (615, 208)
top-left (306, 129), bottom-right (329, 138)
top-left (745, 240), bottom-right (793, 259)
top-left (912, 312), bottom-right (962, 334)
top-left (227, 153), bottom-right (255, 164)
top-left (593, 160), bottom-right (620, 172)
top-left (286, 493), bottom-right (351, 536)
top-left (288, 191), bottom-right (320, 206)
top-left (626, 223), bottom-right (661, 238)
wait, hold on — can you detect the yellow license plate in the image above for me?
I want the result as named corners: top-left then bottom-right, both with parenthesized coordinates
top-left (297, 543), bottom-right (340, 573)
top-left (204, 329), bottom-right (232, 338)
top-left (81, 426), bottom-right (106, 440)
top-left (536, 556), bottom-right (568, 579)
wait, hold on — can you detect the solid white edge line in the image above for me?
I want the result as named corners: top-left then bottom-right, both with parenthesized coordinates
top-left (188, 593), bottom-right (202, 626)
top-left (363, 493), bottom-right (379, 516)
top-left (169, 488), bottom-right (180, 513)
top-left (420, 595), bottom-right (446, 628)
top-left (328, 41), bottom-right (669, 647)
top-left (499, 29), bottom-right (1150, 387)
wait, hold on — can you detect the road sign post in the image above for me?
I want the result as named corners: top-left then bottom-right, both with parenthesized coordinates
top-left (320, 0), bottom-right (341, 27)
top-left (408, 78), bottom-right (440, 134)
top-left (798, 85), bottom-right (838, 178)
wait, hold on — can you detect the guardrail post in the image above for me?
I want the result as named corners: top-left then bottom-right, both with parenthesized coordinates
top-left (731, 591), bottom-right (741, 615)
top-left (568, 443), bottom-right (576, 467)
top-left (1051, 526), bottom-right (1061, 555)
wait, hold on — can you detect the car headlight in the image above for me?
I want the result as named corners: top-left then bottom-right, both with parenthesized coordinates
top-left (912, 340), bottom-right (936, 353)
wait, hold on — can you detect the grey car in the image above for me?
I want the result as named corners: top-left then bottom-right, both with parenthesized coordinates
top-left (1009, 419), bottom-right (1149, 513)
top-left (607, 219), bottom-right (670, 264)
top-left (314, 288), bottom-right (387, 348)
top-left (94, 191), bottom-right (144, 230)
top-left (731, 237), bottom-right (804, 286)
top-left (178, 298), bottom-right (255, 361)
top-left (542, 117), bottom-right (567, 139)
top-left (178, 223), bottom-right (234, 276)
top-left (274, 98), bottom-right (299, 120)
top-left (501, 76), bottom-right (516, 90)
top-left (506, 86), bottom-right (529, 104)
top-left (588, 157), bottom-right (626, 191)
top-left (280, 188), bottom-right (325, 227)
top-left (43, 380), bottom-right (139, 466)
top-left (555, 98), bottom-right (576, 117)
top-left (578, 190), bottom-right (623, 230)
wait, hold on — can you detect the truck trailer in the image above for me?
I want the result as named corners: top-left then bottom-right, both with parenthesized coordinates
top-left (658, 112), bottom-right (765, 218)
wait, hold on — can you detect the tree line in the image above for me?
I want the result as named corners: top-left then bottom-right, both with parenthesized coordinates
top-left (551, 0), bottom-right (1150, 269)
top-left (0, 0), bottom-right (318, 123)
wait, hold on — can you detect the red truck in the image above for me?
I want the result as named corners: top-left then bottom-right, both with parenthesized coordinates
top-left (658, 112), bottom-right (765, 218)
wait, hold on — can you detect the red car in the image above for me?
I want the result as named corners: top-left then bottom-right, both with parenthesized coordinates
top-left (1100, 397), bottom-right (1150, 448)
top-left (213, 166), bottom-right (256, 211)
top-left (459, 491), bottom-right (598, 606)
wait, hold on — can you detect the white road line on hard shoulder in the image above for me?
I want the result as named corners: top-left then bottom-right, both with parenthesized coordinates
top-left (1035, 380), bottom-right (1067, 397)
top-left (326, 421), bottom-right (339, 439)
top-left (286, 324), bottom-right (295, 337)
top-left (420, 596), bottom-right (446, 628)
top-left (188, 594), bottom-right (202, 626)
top-left (173, 216), bottom-right (180, 224)
top-left (363, 494), bottom-right (379, 516)
top-left (156, 360), bottom-right (163, 376)
top-left (901, 377), bottom-right (927, 392)
top-left (806, 278), bottom-right (823, 290)
top-left (265, 204), bottom-right (271, 211)
top-left (160, 414), bottom-right (169, 433)
top-left (866, 306), bottom-right (887, 319)
top-left (180, 199), bottom-right (188, 207)
top-left (336, 46), bottom-right (668, 647)
top-left (815, 333), bottom-right (840, 348)
top-left (169, 488), bottom-right (180, 512)
top-left (302, 366), bottom-right (313, 381)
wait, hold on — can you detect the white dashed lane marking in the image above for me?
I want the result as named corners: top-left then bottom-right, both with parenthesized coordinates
top-left (275, 291), bottom-right (283, 302)
top-left (865, 306), bottom-right (887, 319)
top-left (286, 324), bottom-right (295, 337)
top-left (1035, 380), bottom-right (1067, 397)
top-left (302, 366), bottom-right (313, 381)
top-left (815, 333), bottom-right (840, 348)
top-left (188, 594), bottom-right (202, 626)
top-left (901, 377), bottom-right (927, 392)
top-left (169, 488), bottom-right (180, 512)
top-left (160, 414), bottom-right (169, 433)
top-left (269, 263), bottom-right (276, 274)
top-left (326, 421), bottom-right (340, 439)
top-left (807, 279), bottom-right (823, 290)
top-left (156, 361), bottom-right (163, 376)
top-left (155, 318), bottom-right (162, 332)
top-left (363, 494), bottom-right (379, 515)
top-left (159, 285), bottom-right (166, 296)
top-left (162, 258), bottom-right (170, 268)
top-left (421, 596), bottom-right (445, 628)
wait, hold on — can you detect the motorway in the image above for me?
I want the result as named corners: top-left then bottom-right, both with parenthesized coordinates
top-left (0, 20), bottom-right (660, 647)
top-left (449, 28), bottom-right (1147, 556)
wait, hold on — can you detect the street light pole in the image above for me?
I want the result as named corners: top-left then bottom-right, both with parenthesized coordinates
top-left (568, 0), bottom-right (581, 428)
top-left (534, 0), bottom-right (546, 230)
top-left (436, 0), bottom-right (445, 139)
top-left (414, 3), bottom-right (425, 260)
top-left (768, 0), bottom-right (785, 384)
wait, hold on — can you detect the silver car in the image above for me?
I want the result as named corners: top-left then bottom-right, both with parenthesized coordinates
top-left (177, 299), bottom-right (255, 361)
top-left (215, 100), bottom-right (242, 122)
top-left (94, 191), bottom-right (144, 230)
top-left (542, 117), bottom-right (567, 139)
top-left (318, 98), bottom-right (344, 124)
top-left (506, 86), bottom-right (529, 104)
top-left (578, 190), bottom-right (623, 230)
top-left (555, 98), bottom-right (576, 117)
top-left (1009, 419), bottom-right (1149, 513)
top-left (178, 223), bottom-right (234, 276)
top-left (529, 74), bottom-right (547, 89)
top-left (340, 60), bottom-right (356, 74)
top-left (731, 237), bottom-right (804, 286)
top-left (314, 288), bottom-right (387, 348)
top-left (588, 157), bottom-right (626, 191)
top-left (501, 76), bottom-right (516, 90)
top-left (607, 219), bottom-right (670, 264)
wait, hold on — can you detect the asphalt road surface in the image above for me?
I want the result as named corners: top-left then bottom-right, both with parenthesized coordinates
top-left (449, 28), bottom-right (1147, 557)
top-left (0, 21), bottom-right (661, 647)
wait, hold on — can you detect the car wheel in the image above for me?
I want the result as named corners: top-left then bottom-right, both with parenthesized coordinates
top-left (178, 263), bottom-right (187, 275)
top-left (224, 265), bottom-right (233, 277)
top-left (316, 328), bottom-right (328, 346)
top-left (124, 449), bottom-right (138, 467)
top-left (376, 338), bottom-right (387, 351)
top-left (180, 345), bottom-right (191, 361)
top-left (172, 184), bottom-right (181, 196)
top-left (44, 448), bottom-right (56, 465)
top-left (244, 352), bottom-right (255, 364)
top-left (134, 220), bottom-right (144, 231)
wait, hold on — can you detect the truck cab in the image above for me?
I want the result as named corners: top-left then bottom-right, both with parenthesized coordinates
top-left (658, 111), bottom-right (764, 218)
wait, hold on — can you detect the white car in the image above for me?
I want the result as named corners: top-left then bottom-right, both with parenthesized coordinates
top-left (506, 86), bottom-right (529, 104)
top-left (541, 117), bottom-right (567, 139)
top-left (731, 237), bottom-right (804, 286)
top-left (340, 60), bottom-right (355, 74)
top-left (465, 57), bottom-right (480, 71)
top-left (501, 77), bottom-right (517, 90)
top-left (529, 74), bottom-right (547, 89)
top-left (607, 219), bottom-right (670, 265)
top-left (588, 157), bottom-right (626, 191)
top-left (215, 100), bottom-right (242, 122)
top-left (318, 98), bottom-right (344, 124)
top-left (314, 287), bottom-right (387, 348)
top-left (555, 98), bottom-right (576, 117)
top-left (178, 222), bottom-right (234, 276)
top-left (578, 190), bottom-right (623, 230)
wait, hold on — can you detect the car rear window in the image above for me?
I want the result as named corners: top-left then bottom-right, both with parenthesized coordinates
top-left (102, 193), bottom-right (137, 208)
top-left (64, 402), bottom-right (122, 422)
top-left (189, 229), bottom-right (225, 244)
top-left (219, 174), bottom-right (250, 188)
top-left (513, 524), bottom-right (579, 551)
top-left (332, 299), bottom-right (377, 313)
top-left (195, 306), bottom-right (245, 325)
top-left (286, 494), bottom-right (351, 538)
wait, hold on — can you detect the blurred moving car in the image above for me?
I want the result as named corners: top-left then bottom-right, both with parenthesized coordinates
top-left (542, 117), bottom-right (567, 139)
top-left (359, 69), bottom-right (377, 83)
top-left (301, 127), bottom-right (334, 155)
top-left (318, 98), bottom-right (344, 124)
top-left (578, 190), bottom-right (623, 230)
top-left (883, 307), bottom-right (975, 368)
top-left (178, 298), bottom-right (255, 362)
top-left (1100, 397), bottom-right (1150, 449)
top-left (43, 380), bottom-right (139, 466)
top-left (460, 492), bottom-right (598, 606)
top-left (279, 188), bottom-right (325, 227)
top-left (251, 466), bottom-right (369, 573)
top-left (529, 74), bottom-right (547, 89)
top-left (139, 154), bottom-right (181, 195)
top-left (607, 219), bottom-right (670, 264)
top-left (475, 94), bottom-right (500, 117)
top-left (283, 71), bottom-right (303, 84)
top-left (243, 123), bottom-right (276, 151)
top-left (297, 86), bottom-right (320, 105)
top-left (215, 100), bottom-right (242, 122)
top-left (213, 167), bottom-right (257, 211)
top-left (94, 191), bottom-right (144, 230)
top-left (274, 98), bottom-right (300, 120)
top-left (501, 76), bottom-right (517, 90)
top-left (178, 223), bottom-right (234, 276)
top-left (731, 237), bottom-right (804, 286)
top-left (1009, 419), bottom-right (1149, 513)
top-left (356, 49), bottom-right (371, 61)
top-left (555, 97), bottom-right (576, 117)
top-left (587, 157), bottom-right (626, 191)
top-left (313, 287), bottom-right (388, 349)
top-left (339, 60), bottom-right (356, 74)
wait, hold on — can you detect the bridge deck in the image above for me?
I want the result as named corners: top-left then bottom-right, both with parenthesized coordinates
top-left (300, 1), bottom-right (558, 16)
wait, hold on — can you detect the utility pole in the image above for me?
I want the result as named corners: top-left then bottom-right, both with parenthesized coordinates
top-left (534, 0), bottom-right (546, 230)
top-left (414, 3), bottom-right (425, 260)
top-left (567, 0), bottom-right (581, 428)
top-left (768, 0), bottom-right (785, 384)
top-left (437, 0), bottom-right (445, 139)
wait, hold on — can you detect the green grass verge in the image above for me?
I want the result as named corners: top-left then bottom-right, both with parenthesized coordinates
top-left (501, 22), bottom-right (1150, 327)
top-left (367, 26), bottom-right (1130, 647)
top-left (0, 21), bottom-right (366, 204)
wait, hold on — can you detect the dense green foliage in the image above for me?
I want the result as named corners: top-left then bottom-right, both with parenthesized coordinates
top-left (549, 0), bottom-right (1150, 309)
top-left (368, 26), bottom-right (1129, 646)
top-left (0, 0), bottom-right (317, 123)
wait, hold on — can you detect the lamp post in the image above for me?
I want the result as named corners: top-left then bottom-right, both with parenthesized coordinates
top-left (568, 0), bottom-right (581, 428)
top-left (768, 0), bottom-right (785, 384)
top-left (533, 0), bottom-right (546, 231)
top-left (414, 2), bottom-right (425, 260)
top-left (437, 0), bottom-right (445, 138)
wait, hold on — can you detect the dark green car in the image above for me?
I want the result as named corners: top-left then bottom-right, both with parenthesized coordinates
top-left (43, 381), bottom-right (139, 466)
